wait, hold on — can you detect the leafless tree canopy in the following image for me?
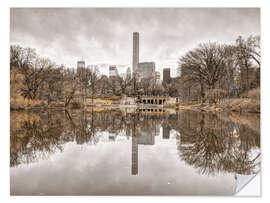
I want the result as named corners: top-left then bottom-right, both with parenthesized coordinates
top-left (178, 35), bottom-right (260, 103)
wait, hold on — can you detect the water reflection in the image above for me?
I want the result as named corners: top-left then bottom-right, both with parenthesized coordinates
top-left (10, 108), bottom-right (260, 195)
top-left (176, 111), bottom-right (260, 176)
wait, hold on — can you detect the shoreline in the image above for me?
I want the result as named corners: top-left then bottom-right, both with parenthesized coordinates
top-left (10, 102), bottom-right (260, 115)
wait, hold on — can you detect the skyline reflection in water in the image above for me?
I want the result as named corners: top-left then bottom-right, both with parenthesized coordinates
top-left (10, 108), bottom-right (260, 195)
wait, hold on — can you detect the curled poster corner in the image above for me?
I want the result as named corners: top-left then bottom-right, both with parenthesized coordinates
top-left (235, 172), bottom-right (261, 196)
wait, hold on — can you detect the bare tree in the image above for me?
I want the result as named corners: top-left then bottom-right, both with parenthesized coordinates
top-left (236, 35), bottom-right (260, 67)
top-left (118, 75), bottom-right (132, 95)
top-left (10, 45), bottom-right (37, 71)
top-left (235, 35), bottom-right (260, 94)
top-left (179, 42), bottom-right (227, 102)
top-left (20, 57), bottom-right (53, 100)
top-left (43, 66), bottom-right (64, 105)
top-left (86, 66), bottom-right (100, 104)
top-left (62, 70), bottom-right (79, 107)
top-left (98, 75), bottom-right (110, 96)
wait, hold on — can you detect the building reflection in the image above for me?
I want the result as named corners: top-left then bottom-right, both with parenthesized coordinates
top-left (162, 124), bottom-right (170, 139)
top-left (131, 109), bottom-right (171, 175)
top-left (10, 108), bottom-right (260, 179)
top-left (131, 135), bottom-right (138, 175)
top-left (131, 123), bottom-right (156, 175)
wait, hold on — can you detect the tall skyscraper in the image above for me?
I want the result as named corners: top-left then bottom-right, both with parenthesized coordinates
top-left (77, 60), bottom-right (86, 78)
top-left (132, 32), bottom-right (139, 73)
top-left (131, 132), bottom-right (138, 175)
top-left (163, 68), bottom-right (171, 83)
top-left (131, 125), bottom-right (155, 175)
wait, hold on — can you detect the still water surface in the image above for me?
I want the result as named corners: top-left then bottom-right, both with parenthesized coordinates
top-left (10, 108), bottom-right (260, 195)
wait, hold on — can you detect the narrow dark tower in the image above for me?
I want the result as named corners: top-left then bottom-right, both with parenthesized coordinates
top-left (163, 68), bottom-right (171, 83)
top-left (131, 135), bottom-right (138, 175)
top-left (131, 122), bottom-right (138, 175)
top-left (162, 124), bottom-right (170, 139)
top-left (132, 32), bottom-right (139, 73)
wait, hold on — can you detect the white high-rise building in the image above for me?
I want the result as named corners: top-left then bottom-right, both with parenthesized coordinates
top-left (126, 67), bottom-right (131, 80)
top-left (109, 65), bottom-right (119, 77)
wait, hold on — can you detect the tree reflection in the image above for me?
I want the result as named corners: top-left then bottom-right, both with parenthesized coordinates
top-left (176, 111), bottom-right (260, 175)
top-left (10, 109), bottom-right (260, 177)
top-left (10, 111), bottom-right (64, 167)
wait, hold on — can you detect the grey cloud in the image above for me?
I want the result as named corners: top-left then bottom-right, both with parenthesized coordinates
top-left (10, 8), bottom-right (260, 73)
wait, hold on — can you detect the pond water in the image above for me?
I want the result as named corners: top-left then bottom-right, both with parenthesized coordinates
top-left (10, 108), bottom-right (260, 195)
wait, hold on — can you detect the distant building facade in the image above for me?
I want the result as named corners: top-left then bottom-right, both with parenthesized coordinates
top-left (155, 71), bottom-right (161, 84)
top-left (137, 62), bottom-right (155, 79)
top-left (155, 71), bottom-right (160, 80)
top-left (163, 68), bottom-right (171, 83)
top-left (133, 71), bottom-right (142, 83)
top-left (109, 65), bottom-right (119, 77)
top-left (77, 60), bottom-right (86, 77)
top-left (120, 73), bottom-right (126, 79)
top-left (126, 67), bottom-right (131, 80)
top-left (133, 32), bottom-right (139, 73)
top-left (77, 60), bottom-right (85, 69)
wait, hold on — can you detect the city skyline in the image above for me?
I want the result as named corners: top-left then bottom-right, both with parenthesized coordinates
top-left (10, 8), bottom-right (260, 76)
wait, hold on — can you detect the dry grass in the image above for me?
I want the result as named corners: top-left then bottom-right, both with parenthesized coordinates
top-left (86, 98), bottom-right (113, 105)
top-left (247, 88), bottom-right (260, 100)
top-left (10, 95), bottom-right (43, 110)
top-left (85, 107), bottom-right (114, 112)
top-left (48, 101), bottom-right (65, 108)
top-left (229, 98), bottom-right (260, 113)
top-left (180, 100), bottom-right (200, 106)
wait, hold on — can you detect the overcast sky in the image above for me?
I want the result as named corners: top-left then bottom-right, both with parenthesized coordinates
top-left (10, 8), bottom-right (260, 76)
